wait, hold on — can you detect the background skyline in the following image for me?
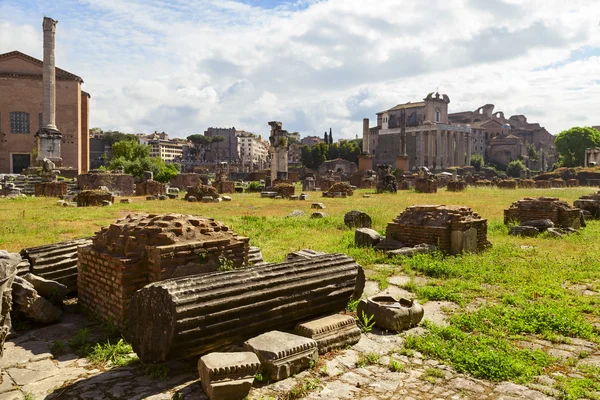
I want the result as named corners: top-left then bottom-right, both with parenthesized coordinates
top-left (1, 0), bottom-right (599, 139)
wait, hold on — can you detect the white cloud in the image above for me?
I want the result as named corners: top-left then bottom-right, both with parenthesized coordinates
top-left (1, 0), bottom-right (599, 138)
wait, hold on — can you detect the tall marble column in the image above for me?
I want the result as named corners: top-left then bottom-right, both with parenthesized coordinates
top-left (426, 131), bottom-right (432, 169)
top-left (36, 17), bottom-right (63, 165)
top-left (459, 132), bottom-right (466, 166)
top-left (435, 129), bottom-right (442, 170)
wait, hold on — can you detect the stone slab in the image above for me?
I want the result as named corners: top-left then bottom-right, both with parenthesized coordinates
top-left (294, 314), bottom-right (361, 354)
top-left (242, 331), bottom-right (318, 382)
top-left (198, 352), bottom-right (260, 400)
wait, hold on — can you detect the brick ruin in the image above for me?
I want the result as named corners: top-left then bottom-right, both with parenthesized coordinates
top-left (504, 197), bottom-right (583, 228)
top-left (170, 173), bottom-right (200, 190)
top-left (135, 180), bottom-right (164, 197)
top-left (323, 182), bottom-right (354, 198)
top-left (34, 182), bottom-right (67, 197)
top-left (77, 172), bottom-right (135, 196)
top-left (573, 191), bottom-right (600, 219)
top-left (386, 205), bottom-right (489, 255)
top-left (535, 180), bottom-right (551, 189)
top-left (214, 162), bottom-right (235, 194)
top-left (446, 181), bottom-right (467, 192)
top-left (78, 213), bottom-right (249, 326)
top-left (518, 179), bottom-right (535, 189)
top-left (414, 179), bottom-right (437, 193)
top-left (497, 180), bottom-right (517, 189)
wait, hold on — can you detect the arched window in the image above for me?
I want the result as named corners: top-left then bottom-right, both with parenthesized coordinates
top-left (435, 108), bottom-right (441, 122)
top-left (10, 112), bottom-right (30, 134)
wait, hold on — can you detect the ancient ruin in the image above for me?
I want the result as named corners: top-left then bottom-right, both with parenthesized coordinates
top-left (344, 210), bottom-right (372, 228)
top-left (243, 331), bottom-right (318, 382)
top-left (386, 205), bottom-right (489, 255)
top-left (170, 173), bottom-right (200, 190)
top-left (77, 171), bottom-right (135, 196)
top-left (198, 352), bottom-right (260, 400)
top-left (34, 158), bottom-right (67, 197)
top-left (574, 191), bottom-right (600, 219)
top-left (213, 162), bottom-right (235, 194)
top-left (376, 165), bottom-right (398, 193)
top-left (323, 182), bottom-right (354, 198)
top-left (357, 296), bottom-right (424, 332)
top-left (504, 197), bottom-right (584, 229)
top-left (35, 17), bottom-right (63, 167)
top-left (414, 167), bottom-right (437, 193)
top-left (294, 314), bottom-right (361, 354)
top-left (20, 238), bottom-right (92, 293)
top-left (135, 171), bottom-right (165, 197)
top-left (74, 190), bottom-right (114, 206)
top-left (127, 253), bottom-right (364, 362)
top-left (268, 121), bottom-right (289, 183)
top-left (185, 184), bottom-right (220, 201)
top-left (78, 213), bottom-right (249, 326)
top-left (0, 251), bottom-right (19, 357)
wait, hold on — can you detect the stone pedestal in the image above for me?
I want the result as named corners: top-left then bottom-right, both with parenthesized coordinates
top-left (215, 181), bottom-right (235, 194)
top-left (395, 155), bottom-right (409, 173)
top-left (34, 182), bottom-right (67, 197)
top-left (358, 155), bottom-right (374, 172)
top-left (36, 127), bottom-right (62, 166)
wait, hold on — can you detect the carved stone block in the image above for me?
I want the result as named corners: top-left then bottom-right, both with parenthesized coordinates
top-left (198, 352), bottom-right (260, 400)
top-left (243, 331), bottom-right (318, 381)
top-left (294, 314), bottom-right (360, 354)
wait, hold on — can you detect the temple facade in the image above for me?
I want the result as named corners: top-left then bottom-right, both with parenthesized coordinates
top-left (363, 92), bottom-right (472, 171)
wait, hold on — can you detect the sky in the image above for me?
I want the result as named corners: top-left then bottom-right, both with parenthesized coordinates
top-left (1, 0), bottom-right (599, 140)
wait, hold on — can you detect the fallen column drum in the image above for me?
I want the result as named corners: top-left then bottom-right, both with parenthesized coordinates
top-left (128, 253), bottom-right (364, 362)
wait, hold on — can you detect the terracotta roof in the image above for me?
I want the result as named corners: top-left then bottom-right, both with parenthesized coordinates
top-left (377, 101), bottom-right (426, 114)
top-left (0, 51), bottom-right (83, 82)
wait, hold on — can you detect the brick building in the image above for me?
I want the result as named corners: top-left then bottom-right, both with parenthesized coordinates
top-left (0, 51), bottom-right (90, 174)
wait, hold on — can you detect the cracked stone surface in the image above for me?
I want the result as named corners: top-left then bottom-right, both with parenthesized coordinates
top-left (0, 274), bottom-right (597, 399)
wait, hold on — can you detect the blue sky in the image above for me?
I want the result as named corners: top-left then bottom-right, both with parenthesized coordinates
top-left (1, 0), bottom-right (599, 138)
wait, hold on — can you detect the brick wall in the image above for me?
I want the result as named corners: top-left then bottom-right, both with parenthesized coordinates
top-left (77, 173), bottom-right (135, 195)
top-left (135, 180), bottom-right (164, 196)
top-left (34, 182), bottom-right (67, 197)
top-left (415, 179), bottom-right (437, 193)
top-left (170, 173), bottom-right (199, 189)
top-left (504, 197), bottom-right (582, 228)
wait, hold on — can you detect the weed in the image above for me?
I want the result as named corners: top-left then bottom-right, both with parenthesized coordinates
top-left (23, 393), bottom-right (34, 400)
top-left (171, 393), bottom-right (183, 400)
top-left (388, 357), bottom-right (405, 372)
top-left (423, 367), bottom-right (445, 379)
top-left (51, 339), bottom-right (67, 356)
top-left (578, 351), bottom-right (590, 359)
top-left (357, 311), bottom-right (375, 333)
top-left (356, 352), bottom-right (380, 367)
top-left (87, 338), bottom-right (139, 367)
top-left (280, 378), bottom-right (320, 400)
top-left (319, 365), bottom-right (328, 376)
top-left (70, 328), bottom-right (92, 356)
top-left (217, 256), bottom-right (236, 271)
top-left (143, 363), bottom-right (169, 381)
top-left (397, 347), bottom-right (414, 357)
top-left (346, 298), bottom-right (360, 312)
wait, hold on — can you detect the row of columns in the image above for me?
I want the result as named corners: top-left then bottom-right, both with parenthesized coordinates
top-left (415, 130), bottom-right (471, 170)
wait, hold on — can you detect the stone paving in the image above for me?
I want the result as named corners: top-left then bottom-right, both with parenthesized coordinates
top-left (0, 273), bottom-right (598, 399)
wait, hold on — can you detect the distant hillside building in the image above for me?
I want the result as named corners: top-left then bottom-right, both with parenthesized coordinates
top-left (0, 51), bottom-right (90, 173)
top-left (204, 127), bottom-right (239, 163)
top-left (363, 92), bottom-right (472, 171)
top-left (300, 136), bottom-right (323, 148)
top-left (449, 104), bottom-right (556, 169)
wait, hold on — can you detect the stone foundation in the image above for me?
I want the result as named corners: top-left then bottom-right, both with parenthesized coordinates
top-left (574, 191), bottom-right (600, 218)
top-left (504, 197), bottom-right (583, 228)
top-left (34, 182), bottom-right (67, 197)
top-left (170, 173), bottom-right (199, 189)
top-left (185, 185), bottom-right (220, 200)
top-left (77, 213), bottom-right (249, 327)
top-left (551, 179), bottom-right (566, 188)
top-left (75, 190), bottom-right (114, 206)
top-left (567, 179), bottom-right (579, 187)
top-left (518, 179), bottom-right (535, 189)
top-left (77, 173), bottom-right (135, 196)
top-left (215, 181), bottom-right (235, 194)
top-left (386, 205), bottom-right (489, 255)
top-left (274, 182), bottom-right (295, 198)
top-left (446, 181), bottom-right (467, 192)
top-left (535, 180), bottom-right (551, 189)
top-left (497, 180), bottom-right (517, 189)
top-left (414, 179), bottom-right (437, 193)
top-left (135, 181), bottom-right (164, 196)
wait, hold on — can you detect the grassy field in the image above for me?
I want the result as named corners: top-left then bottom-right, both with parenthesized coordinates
top-left (1, 186), bottom-right (600, 398)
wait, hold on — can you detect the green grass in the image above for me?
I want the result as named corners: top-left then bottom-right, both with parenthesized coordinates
top-left (2, 186), bottom-right (600, 389)
top-left (87, 338), bottom-right (139, 367)
top-left (356, 352), bottom-right (381, 367)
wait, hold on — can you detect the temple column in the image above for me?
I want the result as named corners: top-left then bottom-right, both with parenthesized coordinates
top-left (435, 129), bottom-right (442, 170)
top-left (417, 131), bottom-right (424, 167)
top-left (426, 131), bottom-right (433, 169)
top-left (457, 132), bottom-right (463, 166)
top-left (466, 131), bottom-right (472, 167)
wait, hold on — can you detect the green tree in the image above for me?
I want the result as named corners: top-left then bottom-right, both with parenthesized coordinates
top-left (526, 143), bottom-right (540, 161)
top-left (555, 126), bottom-right (600, 167)
top-left (111, 140), bottom-right (150, 160)
top-left (187, 134), bottom-right (213, 160)
top-left (107, 139), bottom-right (179, 183)
top-left (470, 154), bottom-right (484, 171)
top-left (506, 160), bottom-right (526, 178)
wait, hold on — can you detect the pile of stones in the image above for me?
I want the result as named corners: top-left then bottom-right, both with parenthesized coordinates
top-left (74, 190), bottom-right (114, 206)
top-left (274, 182), bottom-right (295, 198)
top-left (185, 184), bottom-right (222, 203)
top-left (323, 182), bottom-right (354, 198)
top-left (447, 180), bottom-right (467, 192)
top-left (497, 179), bottom-right (517, 189)
top-left (518, 179), bottom-right (536, 189)
top-left (508, 219), bottom-right (579, 238)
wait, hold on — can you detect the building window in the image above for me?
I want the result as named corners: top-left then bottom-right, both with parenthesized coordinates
top-left (10, 112), bottom-right (30, 134)
top-left (435, 109), bottom-right (441, 122)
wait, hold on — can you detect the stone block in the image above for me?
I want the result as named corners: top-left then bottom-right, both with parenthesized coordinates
top-left (202, 196), bottom-right (214, 203)
top-left (311, 212), bottom-right (327, 218)
top-left (243, 331), bottom-right (318, 381)
top-left (311, 203), bottom-right (325, 209)
top-left (187, 196), bottom-right (197, 202)
top-left (294, 314), bottom-right (360, 354)
top-left (198, 352), bottom-right (260, 400)
top-left (120, 199), bottom-right (132, 204)
top-left (286, 210), bottom-right (305, 218)
top-left (354, 228), bottom-right (381, 248)
top-left (344, 211), bottom-right (372, 228)
top-left (357, 296), bottom-right (424, 332)
top-left (101, 200), bottom-right (112, 206)
top-left (222, 196), bottom-right (232, 201)
top-left (299, 194), bottom-right (308, 200)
